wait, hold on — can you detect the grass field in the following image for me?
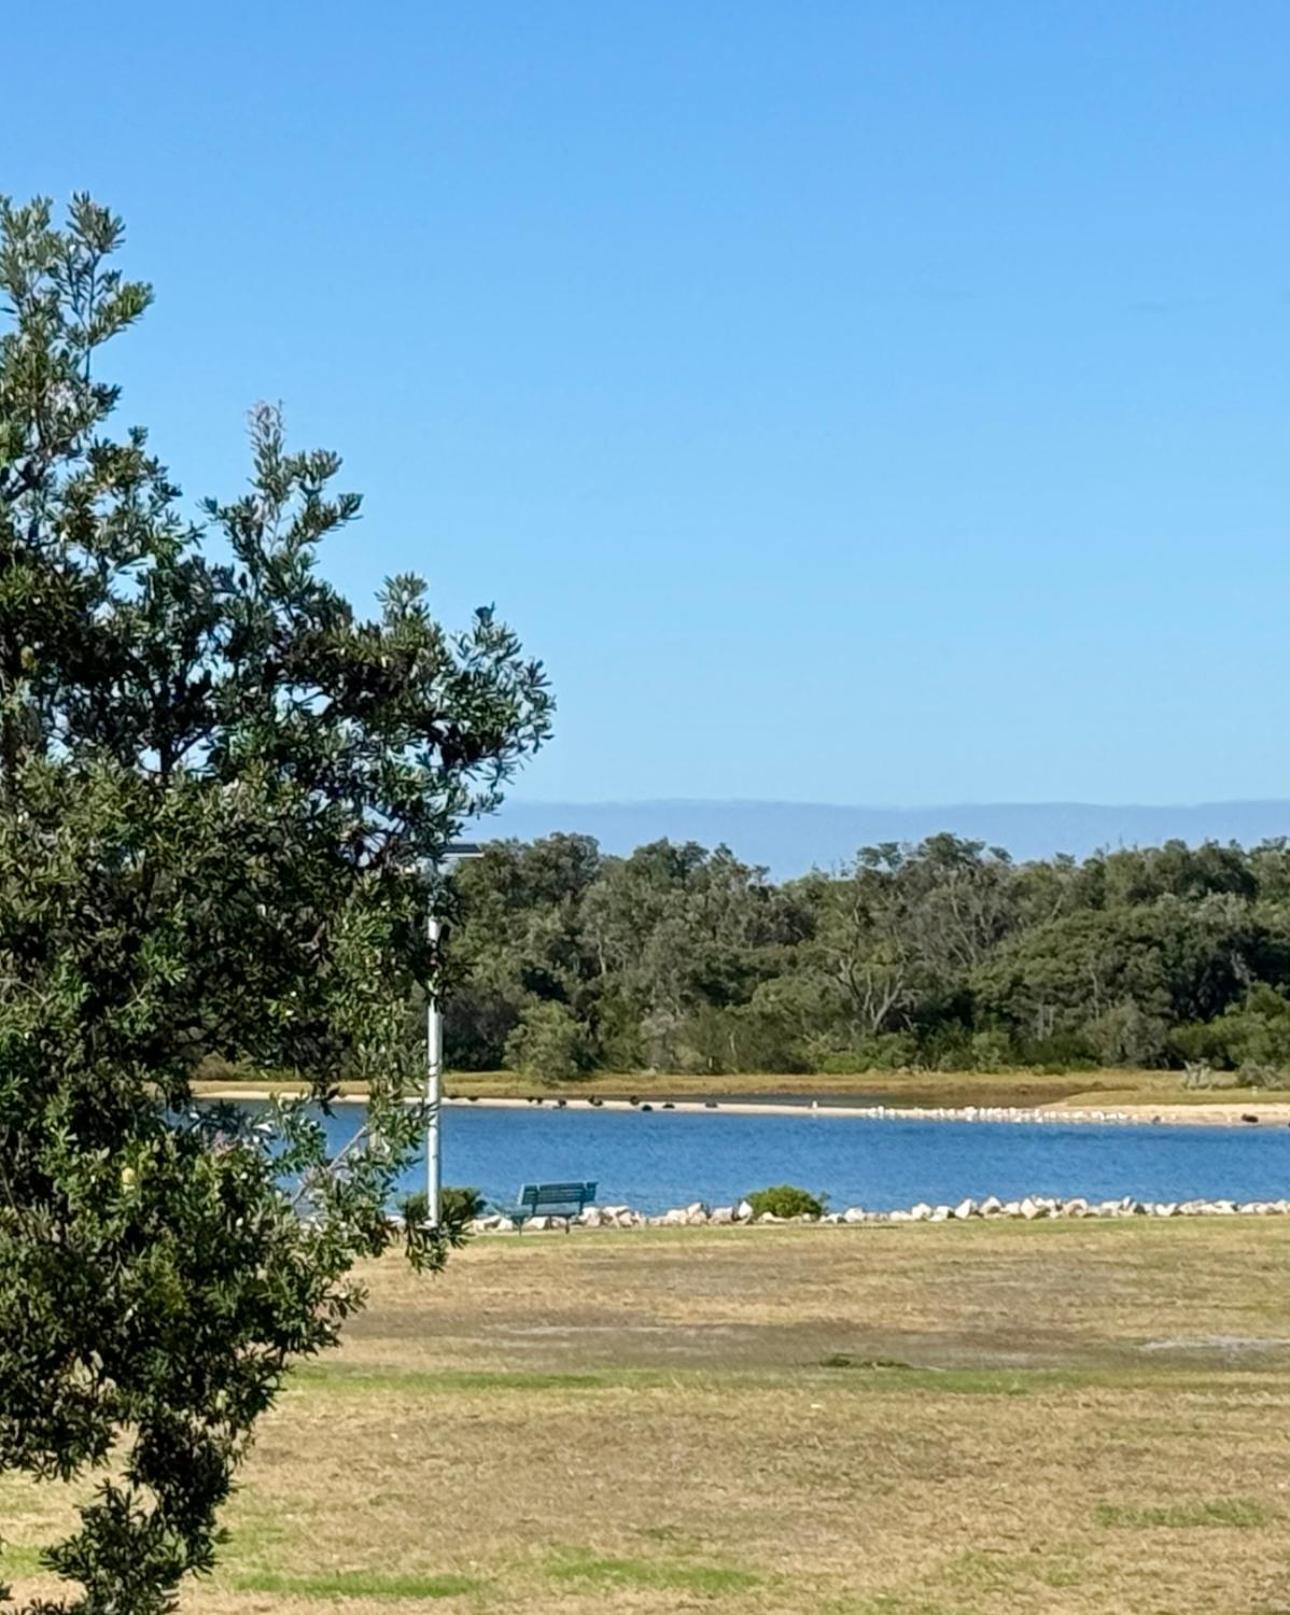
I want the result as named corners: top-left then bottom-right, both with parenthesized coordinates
top-left (195, 1065), bottom-right (1277, 1110)
top-left (5, 1220), bottom-right (1290, 1614)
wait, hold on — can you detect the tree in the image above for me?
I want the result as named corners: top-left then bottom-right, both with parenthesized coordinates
top-left (0, 196), bottom-right (552, 1614)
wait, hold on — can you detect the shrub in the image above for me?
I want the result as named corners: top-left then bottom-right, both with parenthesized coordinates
top-left (504, 1000), bottom-right (594, 1083)
top-left (399, 1186), bottom-right (484, 1234)
top-left (745, 1184), bottom-right (826, 1219)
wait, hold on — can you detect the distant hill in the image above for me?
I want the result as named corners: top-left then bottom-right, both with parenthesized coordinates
top-left (482, 799), bottom-right (1290, 879)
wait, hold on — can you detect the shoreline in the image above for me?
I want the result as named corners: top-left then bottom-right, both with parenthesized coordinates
top-left (196, 1089), bottom-right (1290, 1129)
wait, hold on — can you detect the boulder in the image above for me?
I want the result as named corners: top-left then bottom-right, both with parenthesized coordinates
top-left (952, 1198), bottom-right (976, 1220)
top-left (908, 1203), bottom-right (932, 1222)
top-left (978, 1196), bottom-right (1003, 1218)
top-left (842, 1206), bottom-right (867, 1224)
top-left (1061, 1198), bottom-right (1089, 1218)
top-left (709, 1205), bottom-right (735, 1225)
top-left (929, 1205), bottom-right (952, 1222)
top-left (527, 1216), bottom-right (551, 1232)
top-left (1019, 1197), bottom-right (1042, 1220)
top-left (578, 1207), bottom-right (603, 1228)
top-left (661, 1208), bottom-right (689, 1226)
top-left (735, 1199), bottom-right (754, 1221)
top-left (758, 1211), bottom-right (784, 1223)
top-left (685, 1206), bottom-right (709, 1225)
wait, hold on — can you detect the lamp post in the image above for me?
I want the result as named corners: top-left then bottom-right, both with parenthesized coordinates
top-left (425, 841), bottom-right (479, 1227)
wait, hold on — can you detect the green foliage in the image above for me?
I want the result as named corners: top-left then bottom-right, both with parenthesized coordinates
top-left (504, 999), bottom-right (593, 1083)
top-left (0, 196), bottom-right (551, 1615)
top-left (744, 1185), bottom-right (826, 1219)
top-left (436, 831), bottom-right (1290, 1080)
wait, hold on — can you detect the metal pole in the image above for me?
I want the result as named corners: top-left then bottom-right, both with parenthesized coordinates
top-left (426, 911), bottom-right (443, 1228)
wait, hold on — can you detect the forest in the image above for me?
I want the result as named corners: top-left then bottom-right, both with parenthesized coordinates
top-left (442, 833), bottom-right (1290, 1081)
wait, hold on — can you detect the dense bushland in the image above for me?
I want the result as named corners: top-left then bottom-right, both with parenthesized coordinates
top-left (442, 832), bottom-right (1290, 1079)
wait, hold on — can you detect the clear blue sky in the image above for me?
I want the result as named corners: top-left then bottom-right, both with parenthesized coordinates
top-left (5, 3), bottom-right (1289, 806)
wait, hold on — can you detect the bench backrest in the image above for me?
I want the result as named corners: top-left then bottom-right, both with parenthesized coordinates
top-left (516, 1180), bottom-right (597, 1215)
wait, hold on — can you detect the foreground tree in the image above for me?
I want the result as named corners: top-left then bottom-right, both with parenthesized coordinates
top-left (0, 196), bottom-right (551, 1613)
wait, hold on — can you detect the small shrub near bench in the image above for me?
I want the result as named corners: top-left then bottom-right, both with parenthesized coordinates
top-left (745, 1184), bottom-right (826, 1220)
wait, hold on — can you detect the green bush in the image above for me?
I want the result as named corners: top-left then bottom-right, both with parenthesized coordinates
top-left (504, 1000), bottom-right (594, 1083)
top-left (745, 1184), bottom-right (826, 1220)
top-left (399, 1186), bottom-right (484, 1236)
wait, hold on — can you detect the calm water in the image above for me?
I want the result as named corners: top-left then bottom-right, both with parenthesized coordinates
top-left (304, 1104), bottom-right (1290, 1214)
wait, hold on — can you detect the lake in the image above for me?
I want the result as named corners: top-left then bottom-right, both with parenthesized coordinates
top-left (308, 1104), bottom-right (1290, 1214)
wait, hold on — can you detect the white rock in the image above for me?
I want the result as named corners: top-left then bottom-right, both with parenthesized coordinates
top-left (1019, 1197), bottom-right (1042, 1220)
top-left (527, 1216), bottom-right (550, 1232)
top-left (978, 1196), bottom-right (1003, 1217)
top-left (578, 1207), bottom-right (603, 1228)
top-left (735, 1199), bottom-right (754, 1221)
top-left (929, 1205), bottom-right (952, 1222)
top-left (888, 1208), bottom-right (912, 1222)
top-left (662, 1208), bottom-right (689, 1226)
top-left (908, 1203), bottom-right (932, 1222)
top-left (1061, 1198), bottom-right (1089, 1217)
top-left (952, 1198), bottom-right (976, 1220)
top-left (685, 1207), bottom-right (709, 1225)
top-left (685, 1201), bottom-right (709, 1218)
top-left (709, 1205), bottom-right (735, 1225)
top-left (842, 1206), bottom-right (867, 1224)
top-left (758, 1211), bottom-right (784, 1223)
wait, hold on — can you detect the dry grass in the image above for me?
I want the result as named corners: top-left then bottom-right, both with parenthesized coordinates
top-left (195, 1066), bottom-right (1252, 1109)
top-left (6, 1221), bottom-right (1290, 1613)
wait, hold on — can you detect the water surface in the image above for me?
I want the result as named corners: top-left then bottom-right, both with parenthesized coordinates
top-left (306, 1104), bottom-right (1290, 1214)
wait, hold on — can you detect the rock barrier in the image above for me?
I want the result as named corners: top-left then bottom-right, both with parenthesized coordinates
top-left (468, 1192), bottom-right (1290, 1233)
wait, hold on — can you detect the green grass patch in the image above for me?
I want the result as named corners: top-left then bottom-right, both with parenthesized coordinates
top-left (1095, 1497), bottom-right (1273, 1529)
top-left (1, 1543), bottom-right (46, 1575)
top-left (547, 1549), bottom-right (760, 1595)
top-left (292, 1363), bottom-right (638, 1395)
top-left (231, 1568), bottom-right (481, 1600)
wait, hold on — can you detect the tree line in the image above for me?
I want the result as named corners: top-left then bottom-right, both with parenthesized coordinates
top-left (442, 832), bottom-right (1290, 1080)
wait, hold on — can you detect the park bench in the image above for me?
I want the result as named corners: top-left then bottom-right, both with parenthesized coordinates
top-left (510, 1180), bottom-right (598, 1231)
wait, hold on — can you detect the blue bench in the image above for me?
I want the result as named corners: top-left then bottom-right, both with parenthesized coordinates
top-left (511, 1180), bottom-right (598, 1231)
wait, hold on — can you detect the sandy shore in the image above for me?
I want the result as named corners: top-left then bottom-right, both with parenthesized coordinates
top-left (196, 1089), bottom-right (1290, 1128)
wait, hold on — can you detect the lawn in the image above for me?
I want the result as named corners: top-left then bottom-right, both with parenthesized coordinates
top-left (5, 1220), bottom-right (1290, 1613)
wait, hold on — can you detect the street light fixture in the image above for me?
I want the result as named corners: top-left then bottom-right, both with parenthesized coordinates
top-left (425, 841), bottom-right (480, 1227)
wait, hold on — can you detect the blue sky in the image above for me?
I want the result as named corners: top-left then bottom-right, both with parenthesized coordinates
top-left (4, 3), bottom-right (1289, 806)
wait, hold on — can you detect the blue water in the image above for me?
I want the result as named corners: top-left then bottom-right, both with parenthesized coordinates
top-left (307, 1105), bottom-right (1290, 1214)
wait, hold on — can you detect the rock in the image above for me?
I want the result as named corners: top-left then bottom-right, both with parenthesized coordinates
top-left (661, 1208), bottom-right (689, 1226)
top-left (735, 1199), bottom-right (754, 1221)
top-left (685, 1201), bottom-right (709, 1219)
top-left (709, 1205), bottom-right (735, 1225)
top-left (888, 1208), bottom-right (912, 1222)
top-left (686, 1207), bottom-right (709, 1225)
top-left (758, 1211), bottom-right (784, 1223)
top-left (1019, 1197), bottom-right (1042, 1220)
top-left (527, 1216), bottom-right (550, 1232)
top-left (952, 1198), bottom-right (976, 1220)
top-left (908, 1203), bottom-right (932, 1222)
top-left (1002, 1200), bottom-right (1022, 1216)
top-left (578, 1207), bottom-right (603, 1228)
top-left (929, 1205), bottom-right (951, 1222)
top-left (978, 1196), bottom-right (1003, 1217)
top-left (1153, 1202), bottom-right (1178, 1217)
top-left (842, 1206), bottom-right (867, 1224)
top-left (1061, 1198), bottom-right (1089, 1217)
top-left (602, 1204), bottom-right (630, 1220)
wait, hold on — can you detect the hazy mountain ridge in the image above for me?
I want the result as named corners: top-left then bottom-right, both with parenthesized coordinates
top-left (484, 799), bottom-right (1290, 878)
